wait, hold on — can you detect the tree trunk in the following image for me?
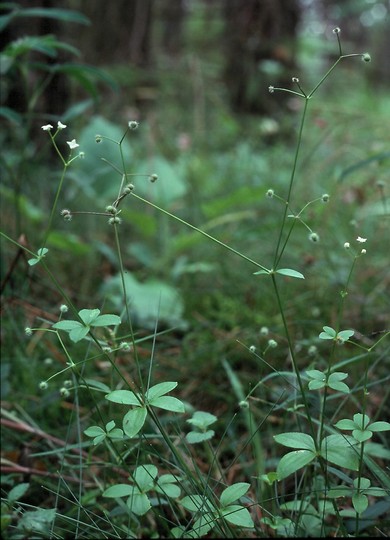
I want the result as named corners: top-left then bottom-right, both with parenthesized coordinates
top-left (223, 0), bottom-right (301, 114)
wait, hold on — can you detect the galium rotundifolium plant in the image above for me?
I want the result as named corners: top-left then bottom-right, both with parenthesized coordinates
top-left (259, 27), bottom-right (390, 536)
top-left (30, 117), bottom-right (255, 538)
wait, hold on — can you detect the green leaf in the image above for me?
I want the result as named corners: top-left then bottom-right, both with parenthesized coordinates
top-left (308, 380), bottom-right (325, 390)
top-left (220, 483), bottom-right (250, 507)
top-left (306, 369), bottom-right (325, 380)
top-left (334, 419), bottom-right (356, 430)
top-left (103, 483), bottom-right (134, 498)
top-left (353, 413), bottom-right (370, 429)
top-left (107, 428), bottom-right (123, 440)
top-left (123, 407), bottom-right (147, 438)
top-left (320, 434), bottom-right (359, 471)
top-left (352, 429), bottom-right (372, 442)
top-left (352, 492), bottom-right (368, 514)
top-left (327, 486), bottom-right (352, 498)
top-left (69, 325), bottom-right (90, 342)
top-left (337, 329), bottom-right (354, 342)
top-left (149, 395), bottom-right (185, 413)
top-left (84, 426), bottom-right (104, 437)
top-left (27, 247), bottom-right (48, 266)
top-left (78, 308), bottom-right (100, 324)
top-left (369, 421), bottom-right (390, 432)
top-left (126, 487), bottom-right (151, 515)
top-left (186, 430), bottom-right (215, 444)
top-left (145, 381), bottom-right (178, 400)
top-left (17, 508), bottom-right (56, 532)
top-left (253, 269), bottom-right (270, 275)
top-left (13, 7), bottom-right (90, 25)
top-left (187, 411), bottom-right (217, 429)
top-left (274, 432), bottom-right (316, 451)
top-left (8, 483), bottom-right (30, 503)
top-left (134, 464), bottom-right (157, 490)
top-left (155, 482), bottom-right (181, 499)
top-left (277, 450), bottom-right (316, 480)
top-left (105, 389), bottom-right (141, 405)
top-left (190, 514), bottom-right (215, 537)
top-left (328, 380), bottom-right (350, 393)
top-left (275, 268), bottom-right (305, 279)
top-left (52, 320), bottom-right (82, 331)
top-left (90, 314), bottom-right (121, 327)
top-left (155, 475), bottom-right (181, 498)
top-left (319, 326), bottom-right (336, 339)
top-left (83, 378), bottom-right (111, 393)
top-left (221, 505), bottom-right (254, 527)
top-left (328, 373), bottom-right (350, 393)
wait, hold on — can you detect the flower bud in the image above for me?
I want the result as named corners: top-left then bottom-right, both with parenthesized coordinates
top-left (309, 232), bottom-right (320, 243)
top-left (268, 86), bottom-right (275, 94)
top-left (150, 173), bottom-right (158, 183)
top-left (95, 134), bottom-right (103, 143)
top-left (108, 216), bottom-right (122, 225)
top-left (266, 189), bottom-right (274, 198)
top-left (362, 53), bottom-right (371, 63)
top-left (128, 121), bottom-right (139, 130)
top-left (60, 387), bottom-right (70, 398)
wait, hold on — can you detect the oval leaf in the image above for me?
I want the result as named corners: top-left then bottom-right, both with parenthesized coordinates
top-left (149, 396), bottom-right (185, 413)
top-left (91, 314), bottom-right (121, 327)
top-left (103, 483), bottom-right (133, 498)
top-left (123, 407), bottom-right (147, 438)
top-left (277, 450), bottom-right (316, 480)
top-left (220, 483), bottom-right (250, 507)
top-left (145, 381), bottom-right (178, 401)
top-left (274, 432), bottom-right (315, 451)
top-left (105, 390), bottom-right (141, 405)
top-left (276, 268), bottom-right (305, 279)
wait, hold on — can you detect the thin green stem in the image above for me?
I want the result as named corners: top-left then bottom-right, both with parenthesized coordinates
top-left (130, 193), bottom-right (269, 272)
top-left (41, 163), bottom-right (68, 249)
top-left (271, 274), bottom-right (317, 445)
top-left (273, 98), bottom-right (309, 269)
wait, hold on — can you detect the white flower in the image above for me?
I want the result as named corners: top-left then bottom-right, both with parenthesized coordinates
top-left (57, 121), bottom-right (67, 130)
top-left (361, 248), bottom-right (367, 255)
top-left (356, 236), bottom-right (367, 243)
top-left (344, 242), bottom-right (350, 249)
top-left (41, 124), bottom-right (53, 131)
top-left (67, 139), bottom-right (79, 150)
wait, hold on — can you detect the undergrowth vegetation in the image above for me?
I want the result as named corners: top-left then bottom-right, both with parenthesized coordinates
top-left (1, 6), bottom-right (389, 539)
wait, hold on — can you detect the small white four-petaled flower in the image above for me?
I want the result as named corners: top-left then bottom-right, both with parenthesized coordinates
top-left (57, 121), bottom-right (67, 130)
top-left (356, 236), bottom-right (367, 243)
top-left (41, 124), bottom-right (53, 131)
top-left (67, 139), bottom-right (79, 149)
